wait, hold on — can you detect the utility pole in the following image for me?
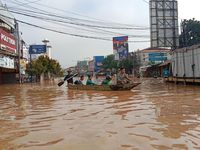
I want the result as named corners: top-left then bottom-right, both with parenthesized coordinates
top-left (15, 19), bottom-right (21, 84)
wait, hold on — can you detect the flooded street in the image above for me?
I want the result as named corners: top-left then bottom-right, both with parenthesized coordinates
top-left (0, 79), bottom-right (200, 150)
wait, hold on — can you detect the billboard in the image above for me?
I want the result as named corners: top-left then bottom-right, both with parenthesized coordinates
top-left (29, 45), bottom-right (47, 54)
top-left (113, 36), bottom-right (129, 60)
top-left (94, 56), bottom-right (104, 72)
top-left (22, 45), bottom-right (29, 59)
top-left (0, 29), bottom-right (16, 53)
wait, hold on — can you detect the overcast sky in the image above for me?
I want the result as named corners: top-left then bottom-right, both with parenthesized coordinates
top-left (2, 0), bottom-right (200, 68)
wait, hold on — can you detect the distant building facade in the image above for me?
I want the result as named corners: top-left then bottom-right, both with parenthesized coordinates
top-left (88, 60), bottom-right (94, 75)
top-left (139, 47), bottom-right (172, 66)
top-left (0, 3), bottom-right (18, 84)
top-left (76, 60), bottom-right (88, 74)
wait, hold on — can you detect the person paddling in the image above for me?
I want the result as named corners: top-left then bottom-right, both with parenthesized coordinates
top-left (64, 69), bottom-right (74, 84)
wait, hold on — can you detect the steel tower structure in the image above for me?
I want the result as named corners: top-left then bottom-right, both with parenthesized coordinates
top-left (150, 0), bottom-right (179, 49)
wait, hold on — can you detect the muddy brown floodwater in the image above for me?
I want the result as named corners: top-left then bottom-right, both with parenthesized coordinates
top-left (0, 79), bottom-right (200, 150)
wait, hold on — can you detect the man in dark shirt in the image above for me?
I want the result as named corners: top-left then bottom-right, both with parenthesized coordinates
top-left (64, 69), bottom-right (73, 84)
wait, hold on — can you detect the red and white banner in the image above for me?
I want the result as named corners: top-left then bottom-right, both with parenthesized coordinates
top-left (0, 29), bottom-right (16, 53)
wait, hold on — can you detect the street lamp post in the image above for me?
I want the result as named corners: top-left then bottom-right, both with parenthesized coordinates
top-left (42, 38), bottom-right (51, 58)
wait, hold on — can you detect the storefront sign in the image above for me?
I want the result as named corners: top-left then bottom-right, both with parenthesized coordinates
top-left (0, 55), bottom-right (15, 69)
top-left (0, 29), bottom-right (16, 53)
top-left (149, 53), bottom-right (167, 61)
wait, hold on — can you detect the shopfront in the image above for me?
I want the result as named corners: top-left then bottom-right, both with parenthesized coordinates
top-left (0, 28), bottom-right (18, 84)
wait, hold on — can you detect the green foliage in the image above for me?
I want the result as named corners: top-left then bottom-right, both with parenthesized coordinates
top-left (102, 52), bottom-right (141, 74)
top-left (27, 56), bottom-right (63, 77)
top-left (179, 18), bottom-right (200, 48)
top-left (102, 54), bottom-right (118, 70)
top-left (119, 58), bottom-right (132, 73)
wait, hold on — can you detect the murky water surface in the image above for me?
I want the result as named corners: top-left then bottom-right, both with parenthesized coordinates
top-left (0, 79), bottom-right (200, 150)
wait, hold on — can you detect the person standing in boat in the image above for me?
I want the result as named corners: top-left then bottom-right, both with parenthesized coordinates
top-left (86, 75), bottom-right (96, 85)
top-left (64, 69), bottom-right (74, 84)
top-left (74, 75), bottom-right (84, 85)
top-left (117, 67), bottom-right (132, 84)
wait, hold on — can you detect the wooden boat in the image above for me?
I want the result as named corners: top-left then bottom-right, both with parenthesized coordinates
top-left (67, 82), bottom-right (141, 91)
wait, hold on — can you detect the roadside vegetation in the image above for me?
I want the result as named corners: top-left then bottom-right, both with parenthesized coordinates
top-left (26, 55), bottom-right (63, 82)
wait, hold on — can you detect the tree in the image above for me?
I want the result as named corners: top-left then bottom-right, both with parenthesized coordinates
top-left (102, 54), bottom-right (132, 73)
top-left (102, 54), bottom-right (118, 70)
top-left (129, 51), bottom-right (141, 75)
top-left (179, 18), bottom-right (200, 48)
top-left (26, 56), bottom-right (63, 81)
top-left (119, 58), bottom-right (132, 74)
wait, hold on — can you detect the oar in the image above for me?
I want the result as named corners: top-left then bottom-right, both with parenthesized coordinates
top-left (57, 73), bottom-right (78, 86)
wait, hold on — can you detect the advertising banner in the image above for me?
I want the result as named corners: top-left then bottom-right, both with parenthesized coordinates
top-left (94, 56), bottom-right (104, 72)
top-left (22, 45), bottom-right (29, 59)
top-left (0, 29), bottom-right (16, 53)
top-left (113, 36), bottom-right (129, 60)
top-left (29, 45), bottom-right (47, 54)
top-left (0, 55), bottom-right (14, 69)
top-left (20, 59), bottom-right (27, 75)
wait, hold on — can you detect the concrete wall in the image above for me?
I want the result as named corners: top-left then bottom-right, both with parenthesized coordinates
top-left (172, 44), bottom-right (200, 78)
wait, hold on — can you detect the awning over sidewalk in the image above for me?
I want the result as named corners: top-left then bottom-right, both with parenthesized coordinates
top-left (159, 60), bottom-right (173, 67)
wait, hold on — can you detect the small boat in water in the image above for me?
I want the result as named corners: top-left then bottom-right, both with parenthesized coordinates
top-left (67, 82), bottom-right (140, 91)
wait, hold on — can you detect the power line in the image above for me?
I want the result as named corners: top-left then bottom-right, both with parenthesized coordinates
top-left (6, 9), bottom-right (149, 30)
top-left (0, 6), bottom-right (150, 38)
top-left (4, 7), bottom-right (150, 37)
top-left (5, 0), bottom-right (149, 29)
top-left (43, 19), bottom-right (150, 38)
top-left (22, 0), bottom-right (149, 28)
top-left (12, 0), bottom-right (43, 7)
top-left (5, 9), bottom-right (150, 37)
top-left (18, 20), bottom-right (150, 42)
top-left (0, 13), bottom-right (150, 43)
top-left (2, 0), bottom-right (151, 41)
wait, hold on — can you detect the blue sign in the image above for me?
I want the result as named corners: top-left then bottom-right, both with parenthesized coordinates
top-left (29, 45), bottom-right (47, 54)
top-left (149, 53), bottom-right (167, 61)
top-left (94, 56), bottom-right (104, 72)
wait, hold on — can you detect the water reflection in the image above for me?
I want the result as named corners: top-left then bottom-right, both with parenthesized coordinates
top-left (0, 79), bottom-right (200, 149)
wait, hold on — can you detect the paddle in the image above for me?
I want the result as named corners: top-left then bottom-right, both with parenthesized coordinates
top-left (57, 73), bottom-right (78, 86)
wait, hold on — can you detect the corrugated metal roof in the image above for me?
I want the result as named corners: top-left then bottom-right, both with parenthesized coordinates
top-left (140, 47), bottom-right (171, 53)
